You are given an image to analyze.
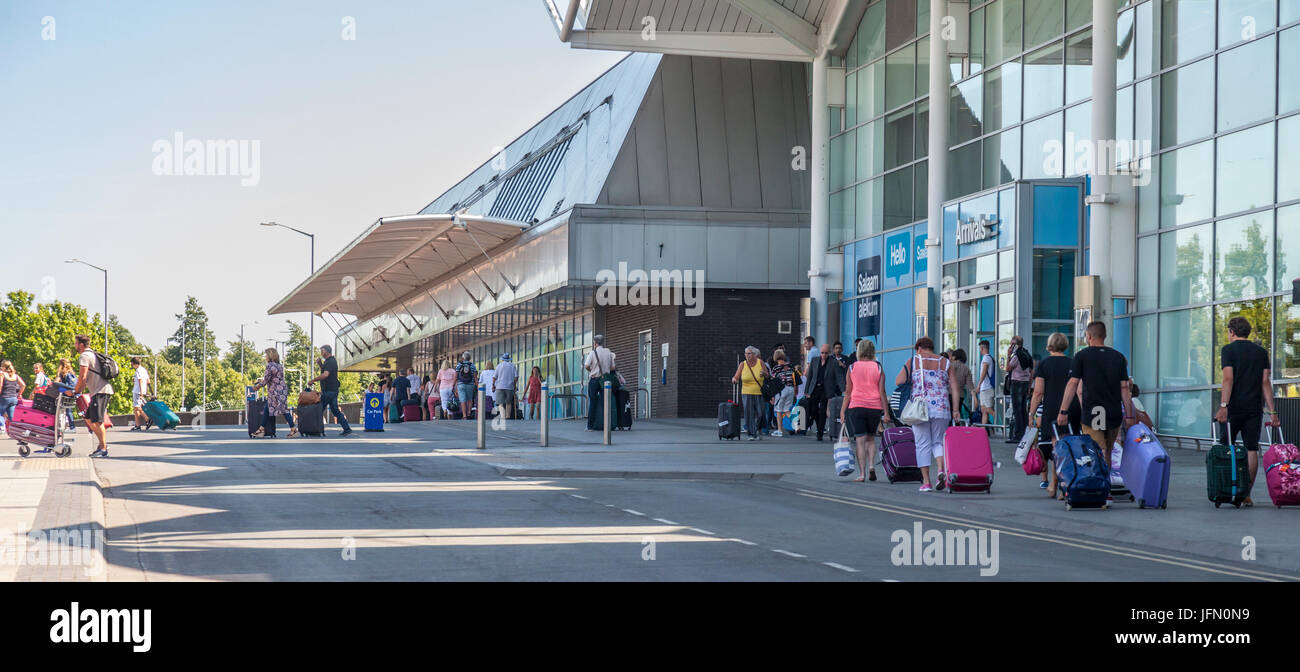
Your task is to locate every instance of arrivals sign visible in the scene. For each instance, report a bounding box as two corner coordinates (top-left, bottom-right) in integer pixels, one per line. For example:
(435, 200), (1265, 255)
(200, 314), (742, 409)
(955, 215), (998, 246)
(856, 256), (881, 338)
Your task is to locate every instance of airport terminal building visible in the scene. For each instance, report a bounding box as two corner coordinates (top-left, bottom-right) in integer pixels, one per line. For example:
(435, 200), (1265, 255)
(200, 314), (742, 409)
(274, 0), (1300, 434)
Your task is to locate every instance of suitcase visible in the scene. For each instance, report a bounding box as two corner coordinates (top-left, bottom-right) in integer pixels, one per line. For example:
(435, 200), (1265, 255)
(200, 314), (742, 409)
(297, 402), (325, 436)
(1207, 422), (1250, 508)
(1119, 423), (1171, 509)
(826, 396), (849, 441)
(143, 399), (180, 430)
(943, 423), (995, 493)
(1262, 426), (1300, 508)
(388, 403), (402, 423)
(247, 399), (266, 437)
(402, 403), (423, 421)
(881, 425), (923, 483)
(614, 388), (633, 430)
(13, 403), (56, 429)
(1053, 428), (1111, 509)
(717, 402), (742, 440)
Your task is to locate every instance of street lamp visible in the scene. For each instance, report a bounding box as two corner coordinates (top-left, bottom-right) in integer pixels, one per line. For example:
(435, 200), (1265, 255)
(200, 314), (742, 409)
(65, 259), (108, 351)
(260, 221), (316, 356)
(239, 320), (259, 381)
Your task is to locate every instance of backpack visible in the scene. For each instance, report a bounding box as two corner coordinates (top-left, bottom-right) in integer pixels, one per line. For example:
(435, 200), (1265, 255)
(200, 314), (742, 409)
(889, 360), (913, 417)
(1014, 346), (1032, 371)
(456, 362), (475, 384)
(90, 350), (120, 381)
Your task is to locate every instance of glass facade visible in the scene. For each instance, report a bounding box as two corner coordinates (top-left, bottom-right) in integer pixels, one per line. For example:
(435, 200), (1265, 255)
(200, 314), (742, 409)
(831, 0), (1299, 437)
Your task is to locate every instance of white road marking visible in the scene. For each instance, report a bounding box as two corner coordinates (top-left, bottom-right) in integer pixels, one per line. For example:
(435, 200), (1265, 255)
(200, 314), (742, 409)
(652, 518), (679, 525)
(823, 562), (860, 573)
(569, 494), (588, 500)
(729, 538), (757, 546)
(622, 509), (645, 516)
(772, 549), (806, 558)
(882, 579), (901, 583)
(689, 527), (715, 536)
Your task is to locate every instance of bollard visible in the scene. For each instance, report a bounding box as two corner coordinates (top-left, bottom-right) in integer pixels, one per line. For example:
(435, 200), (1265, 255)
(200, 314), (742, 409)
(602, 380), (612, 446)
(476, 384), (486, 450)
(540, 382), (549, 447)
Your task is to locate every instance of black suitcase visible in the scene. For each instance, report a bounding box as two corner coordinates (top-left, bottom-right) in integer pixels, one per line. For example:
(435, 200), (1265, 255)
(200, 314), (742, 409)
(246, 399), (266, 437)
(827, 396), (850, 440)
(615, 388), (633, 430)
(297, 402), (325, 437)
(717, 402), (741, 439)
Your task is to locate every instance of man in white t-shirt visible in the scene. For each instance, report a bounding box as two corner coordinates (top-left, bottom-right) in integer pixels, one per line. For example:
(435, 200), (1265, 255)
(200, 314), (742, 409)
(977, 339), (996, 422)
(582, 335), (616, 431)
(131, 357), (150, 431)
(73, 334), (114, 458)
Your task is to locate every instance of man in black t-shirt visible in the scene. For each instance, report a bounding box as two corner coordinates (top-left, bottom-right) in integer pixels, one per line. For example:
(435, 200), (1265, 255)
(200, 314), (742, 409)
(1058, 321), (1134, 467)
(308, 345), (353, 436)
(1216, 317), (1279, 506)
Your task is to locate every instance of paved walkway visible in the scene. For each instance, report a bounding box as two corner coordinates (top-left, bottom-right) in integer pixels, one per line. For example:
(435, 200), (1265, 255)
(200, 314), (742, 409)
(0, 448), (106, 581)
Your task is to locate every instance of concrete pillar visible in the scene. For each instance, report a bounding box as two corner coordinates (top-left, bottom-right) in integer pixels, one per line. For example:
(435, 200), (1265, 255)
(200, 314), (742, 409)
(810, 52), (830, 345)
(1089, 0), (1118, 340)
(925, 0), (951, 339)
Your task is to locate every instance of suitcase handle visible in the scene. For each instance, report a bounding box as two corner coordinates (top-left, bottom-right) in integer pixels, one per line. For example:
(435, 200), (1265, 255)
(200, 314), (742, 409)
(1269, 423), (1285, 446)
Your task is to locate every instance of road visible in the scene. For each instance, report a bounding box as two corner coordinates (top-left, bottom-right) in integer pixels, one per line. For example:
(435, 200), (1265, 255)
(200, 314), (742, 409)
(90, 426), (1280, 582)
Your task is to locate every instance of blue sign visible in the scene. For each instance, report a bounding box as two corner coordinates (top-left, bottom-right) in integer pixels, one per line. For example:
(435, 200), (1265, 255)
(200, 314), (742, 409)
(363, 392), (385, 432)
(914, 234), (928, 277)
(884, 230), (911, 281)
(856, 256), (882, 338)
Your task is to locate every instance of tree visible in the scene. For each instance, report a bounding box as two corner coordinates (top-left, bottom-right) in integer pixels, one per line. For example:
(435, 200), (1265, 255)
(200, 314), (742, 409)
(165, 296), (218, 366)
(283, 321), (314, 392)
(224, 338), (265, 384)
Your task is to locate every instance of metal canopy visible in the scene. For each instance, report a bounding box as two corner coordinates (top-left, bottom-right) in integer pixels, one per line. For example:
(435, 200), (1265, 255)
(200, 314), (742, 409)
(267, 214), (529, 320)
(547, 0), (859, 62)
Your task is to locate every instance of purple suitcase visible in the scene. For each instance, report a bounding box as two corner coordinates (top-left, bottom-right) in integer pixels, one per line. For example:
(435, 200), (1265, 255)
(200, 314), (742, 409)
(882, 426), (923, 483)
(1119, 423), (1170, 509)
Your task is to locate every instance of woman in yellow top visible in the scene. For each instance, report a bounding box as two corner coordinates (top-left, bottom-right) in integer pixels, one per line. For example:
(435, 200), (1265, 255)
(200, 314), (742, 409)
(731, 346), (772, 441)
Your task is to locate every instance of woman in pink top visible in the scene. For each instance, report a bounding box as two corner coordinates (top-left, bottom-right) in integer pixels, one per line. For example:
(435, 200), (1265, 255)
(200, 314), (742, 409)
(839, 340), (891, 482)
(436, 360), (458, 417)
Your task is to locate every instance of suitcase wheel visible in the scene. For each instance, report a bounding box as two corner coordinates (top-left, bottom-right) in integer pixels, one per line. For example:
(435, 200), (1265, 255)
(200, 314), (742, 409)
(1215, 502), (1222, 508)
(1129, 495), (1135, 502)
(1065, 503), (1072, 511)
(17, 444), (30, 458)
(57, 446), (71, 458)
(1137, 499), (1145, 509)
(1233, 502), (1242, 509)
(1160, 502), (1167, 509)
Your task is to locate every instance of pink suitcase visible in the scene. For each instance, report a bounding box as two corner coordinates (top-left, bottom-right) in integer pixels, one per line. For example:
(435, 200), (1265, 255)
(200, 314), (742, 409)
(1263, 426), (1300, 508)
(943, 424), (995, 493)
(12, 403), (56, 429)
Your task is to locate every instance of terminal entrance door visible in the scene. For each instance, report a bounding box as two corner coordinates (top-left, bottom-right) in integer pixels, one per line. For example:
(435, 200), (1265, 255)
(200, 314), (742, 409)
(955, 291), (998, 363)
(637, 330), (652, 418)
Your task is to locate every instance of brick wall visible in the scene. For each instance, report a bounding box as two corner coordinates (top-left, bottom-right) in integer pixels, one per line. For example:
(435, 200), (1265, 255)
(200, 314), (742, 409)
(603, 303), (679, 419)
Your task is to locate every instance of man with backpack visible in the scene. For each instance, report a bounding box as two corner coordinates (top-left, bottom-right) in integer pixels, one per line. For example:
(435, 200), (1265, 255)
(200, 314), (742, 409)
(1005, 335), (1034, 444)
(72, 334), (115, 457)
(454, 352), (478, 420)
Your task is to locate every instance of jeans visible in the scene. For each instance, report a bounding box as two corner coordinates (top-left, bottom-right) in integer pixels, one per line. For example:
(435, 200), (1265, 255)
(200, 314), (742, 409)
(0, 396), (17, 430)
(586, 378), (601, 429)
(812, 396), (829, 438)
(1010, 380), (1031, 440)
(456, 383), (477, 418)
(742, 394), (764, 438)
(320, 390), (351, 432)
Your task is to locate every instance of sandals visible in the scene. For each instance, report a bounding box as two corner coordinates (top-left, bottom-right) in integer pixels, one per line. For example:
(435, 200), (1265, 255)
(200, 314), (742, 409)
(868, 469), (877, 482)
(286, 429), (299, 439)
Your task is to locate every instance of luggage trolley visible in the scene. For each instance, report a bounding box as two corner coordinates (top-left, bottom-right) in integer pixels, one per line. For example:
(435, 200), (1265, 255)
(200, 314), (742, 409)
(10, 393), (76, 459)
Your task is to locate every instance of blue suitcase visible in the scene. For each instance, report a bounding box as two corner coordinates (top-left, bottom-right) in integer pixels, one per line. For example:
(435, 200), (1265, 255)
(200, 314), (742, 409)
(1120, 423), (1170, 509)
(1053, 429), (1111, 510)
(143, 399), (180, 430)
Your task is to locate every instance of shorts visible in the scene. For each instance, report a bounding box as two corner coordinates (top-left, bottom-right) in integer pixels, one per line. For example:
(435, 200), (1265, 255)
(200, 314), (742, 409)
(1082, 426), (1121, 458)
(494, 388), (517, 408)
(1224, 414), (1263, 452)
(846, 407), (883, 436)
(84, 393), (111, 424)
(774, 386), (795, 413)
(978, 389), (995, 408)
(133, 394), (146, 409)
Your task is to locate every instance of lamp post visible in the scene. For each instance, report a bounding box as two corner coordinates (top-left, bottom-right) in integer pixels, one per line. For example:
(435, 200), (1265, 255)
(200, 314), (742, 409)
(260, 221), (316, 354)
(65, 259), (108, 351)
(239, 320), (259, 382)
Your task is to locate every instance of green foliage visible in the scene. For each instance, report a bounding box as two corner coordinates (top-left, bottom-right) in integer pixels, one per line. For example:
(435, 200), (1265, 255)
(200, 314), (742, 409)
(224, 338), (265, 385)
(165, 296), (218, 366)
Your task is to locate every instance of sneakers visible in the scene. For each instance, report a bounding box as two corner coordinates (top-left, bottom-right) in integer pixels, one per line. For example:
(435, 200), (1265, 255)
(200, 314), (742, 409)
(747, 435), (758, 441)
(919, 483), (933, 492)
(339, 429), (354, 437)
(770, 430), (783, 437)
(89, 448), (109, 458)
(935, 473), (946, 491)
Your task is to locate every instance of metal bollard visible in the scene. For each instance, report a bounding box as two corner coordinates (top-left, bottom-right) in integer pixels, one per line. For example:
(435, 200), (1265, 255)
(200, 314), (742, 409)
(602, 380), (612, 446)
(540, 382), (549, 447)
(476, 384), (486, 450)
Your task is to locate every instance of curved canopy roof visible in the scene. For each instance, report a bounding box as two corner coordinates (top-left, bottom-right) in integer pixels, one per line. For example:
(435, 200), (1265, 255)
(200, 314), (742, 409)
(268, 214), (529, 319)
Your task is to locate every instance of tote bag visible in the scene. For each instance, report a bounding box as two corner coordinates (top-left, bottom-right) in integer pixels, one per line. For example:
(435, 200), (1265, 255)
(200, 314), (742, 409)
(898, 356), (929, 426)
(833, 426), (857, 477)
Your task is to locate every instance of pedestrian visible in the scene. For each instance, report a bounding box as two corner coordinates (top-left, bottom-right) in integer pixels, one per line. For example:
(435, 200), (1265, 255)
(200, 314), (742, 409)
(1128, 381), (1153, 428)
(0, 360), (26, 432)
(71, 334), (113, 457)
(1026, 333), (1079, 497)
(840, 339), (890, 482)
(802, 335), (819, 366)
(582, 335), (616, 431)
(846, 338), (863, 365)
(769, 350), (796, 437)
(803, 344), (845, 441)
(391, 369), (412, 423)
(1057, 322), (1133, 484)
(455, 353), (478, 420)
(422, 375), (436, 420)
(306, 344), (353, 437)
(1005, 335), (1033, 443)
(478, 360), (497, 417)
(1216, 316), (1279, 507)
(526, 366), (543, 419)
(31, 363), (49, 396)
(731, 346), (771, 441)
(895, 337), (960, 492)
(130, 357), (151, 431)
(494, 353), (518, 421)
(54, 358), (77, 432)
(977, 340), (997, 426)
(948, 348), (977, 422)
(404, 368), (420, 412)
(250, 348), (297, 438)
(437, 359), (457, 418)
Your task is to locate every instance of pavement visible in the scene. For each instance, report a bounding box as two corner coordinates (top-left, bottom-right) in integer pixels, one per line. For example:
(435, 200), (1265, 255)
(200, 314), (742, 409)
(0, 416), (1294, 581)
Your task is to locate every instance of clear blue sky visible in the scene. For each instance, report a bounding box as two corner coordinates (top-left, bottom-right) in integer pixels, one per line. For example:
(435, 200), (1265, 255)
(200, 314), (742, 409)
(0, 0), (624, 353)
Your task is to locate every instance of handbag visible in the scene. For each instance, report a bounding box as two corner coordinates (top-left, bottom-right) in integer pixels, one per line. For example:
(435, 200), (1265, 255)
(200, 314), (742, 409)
(1023, 444), (1045, 475)
(833, 426), (857, 477)
(898, 356), (929, 426)
(1015, 425), (1038, 464)
(298, 390), (321, 406)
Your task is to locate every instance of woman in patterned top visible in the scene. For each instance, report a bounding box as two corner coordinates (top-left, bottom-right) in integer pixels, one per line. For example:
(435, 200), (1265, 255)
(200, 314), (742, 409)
(769, 350), (796, 437)
(251, 348), (297, 438)
(894, 337), (961, 492)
